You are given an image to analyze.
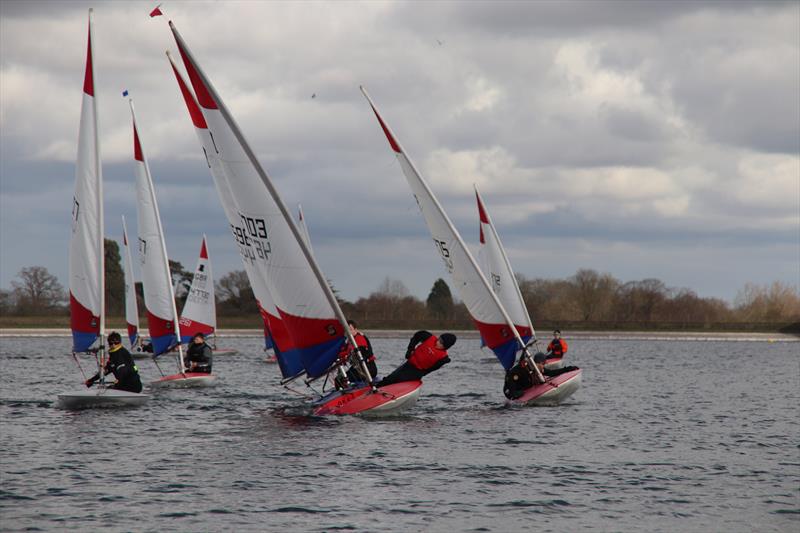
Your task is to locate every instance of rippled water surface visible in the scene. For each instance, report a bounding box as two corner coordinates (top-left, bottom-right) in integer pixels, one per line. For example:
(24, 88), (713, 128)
(1, 335), (798, 532)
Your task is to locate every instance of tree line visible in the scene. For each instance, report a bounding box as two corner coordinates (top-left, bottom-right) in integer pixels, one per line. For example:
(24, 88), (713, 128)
(2, 249), (799, 332)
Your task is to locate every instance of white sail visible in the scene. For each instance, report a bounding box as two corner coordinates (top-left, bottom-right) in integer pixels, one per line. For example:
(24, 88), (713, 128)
(130, 99), (182, 362)
(361, 87), (533, 371)
(169, 22), (364, 380)
(69, 9), (104, 354)
(475, 186), (535, 337)
(179, 235), (216, 342)
(166, 52), (303, 378)
(297, 203), (313, 252)
(121, 216), (140, 348)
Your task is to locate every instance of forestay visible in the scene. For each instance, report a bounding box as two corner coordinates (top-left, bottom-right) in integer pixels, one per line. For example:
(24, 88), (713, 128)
(131, 103), (181, 357)
(166, 54), (303, 379)
(178, 236), (216, 343)
(69, 13), (103, 353)
(362, 88), (531, 370)
(121, 216), (140, 348)
(169, 23), (352, 379)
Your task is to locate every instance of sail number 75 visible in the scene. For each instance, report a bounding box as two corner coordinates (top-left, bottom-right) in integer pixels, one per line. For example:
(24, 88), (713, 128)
(433, 239), (454, 273)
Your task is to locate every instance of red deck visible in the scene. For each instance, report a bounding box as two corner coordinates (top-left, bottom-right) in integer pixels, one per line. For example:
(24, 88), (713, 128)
(313, 380), (422, 416)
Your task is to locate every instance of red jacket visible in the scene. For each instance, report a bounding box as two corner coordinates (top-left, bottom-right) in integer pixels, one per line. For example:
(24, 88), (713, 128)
(547, 338), (568, 357)
(408, 335), (448, 370)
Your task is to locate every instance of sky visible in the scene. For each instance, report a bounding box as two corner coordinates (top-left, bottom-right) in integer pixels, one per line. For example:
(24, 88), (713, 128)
(1, 0), (798, 305)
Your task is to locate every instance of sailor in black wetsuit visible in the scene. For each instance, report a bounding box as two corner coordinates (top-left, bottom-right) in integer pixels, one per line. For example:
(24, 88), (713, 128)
(185, 332), (213, 373)
(503, 352), (580, 399)
(85, 332), (143, 393)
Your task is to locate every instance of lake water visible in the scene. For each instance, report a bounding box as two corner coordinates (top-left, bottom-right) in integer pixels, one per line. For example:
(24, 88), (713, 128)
(1, 334), (797, 532)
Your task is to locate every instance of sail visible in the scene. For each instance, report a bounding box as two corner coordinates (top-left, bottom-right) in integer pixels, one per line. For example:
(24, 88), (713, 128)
(131, 105), (180, 357)
(121, 216), (140, 348)
(69, 12), (103, 353)
(475, 186), (535, 345)
(178, 236), (216, 342)
(166, 53), (303, 379)
(170, 22), (350, 378)
(362, 88), (531, 370)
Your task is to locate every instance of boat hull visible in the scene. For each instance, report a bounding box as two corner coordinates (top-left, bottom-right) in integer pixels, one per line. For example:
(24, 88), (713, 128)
(507, 369), (581, 406)
(56, 388), (149, 410)
(150, 372), (217, 388)
(544, 357), (563, 370)
(313, 380), (422, 417)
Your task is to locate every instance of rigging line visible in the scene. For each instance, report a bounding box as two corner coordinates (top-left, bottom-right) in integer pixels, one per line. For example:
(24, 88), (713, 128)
(71, 352), (88, 381)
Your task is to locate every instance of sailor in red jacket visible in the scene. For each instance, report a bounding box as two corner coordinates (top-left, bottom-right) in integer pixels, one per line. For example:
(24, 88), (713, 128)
(377, 330), (456, 387)
(546, 329), (568, 361)
(338, 320), (378, 383)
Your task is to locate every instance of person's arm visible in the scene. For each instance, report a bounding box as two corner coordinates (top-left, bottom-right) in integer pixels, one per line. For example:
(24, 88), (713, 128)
(406, 331), (431, 358)
(426, 356), (450, 372)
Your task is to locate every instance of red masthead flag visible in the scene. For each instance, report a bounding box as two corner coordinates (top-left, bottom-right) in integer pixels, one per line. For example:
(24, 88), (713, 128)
(150, 4), (163, 17)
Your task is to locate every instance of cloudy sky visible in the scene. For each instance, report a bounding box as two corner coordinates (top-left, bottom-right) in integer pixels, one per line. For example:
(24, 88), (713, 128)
(1, 0), (798, 305)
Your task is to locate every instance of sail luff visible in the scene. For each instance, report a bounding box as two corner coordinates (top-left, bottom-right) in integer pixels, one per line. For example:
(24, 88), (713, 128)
(129, 98), (183, 369)
(474, 184), (536, 338)
(169, 22), (366, 379)
(90, 9), (105, 357)
(361, 86), (532, 370)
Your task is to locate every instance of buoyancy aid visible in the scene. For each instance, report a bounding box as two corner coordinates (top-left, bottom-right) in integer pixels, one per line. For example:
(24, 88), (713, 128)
(547, 338), (568, 357)
(407, 335), (448, 370)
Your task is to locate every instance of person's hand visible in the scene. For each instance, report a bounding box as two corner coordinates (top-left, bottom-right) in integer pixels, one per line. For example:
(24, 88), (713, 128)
(85, 378), (93, 388)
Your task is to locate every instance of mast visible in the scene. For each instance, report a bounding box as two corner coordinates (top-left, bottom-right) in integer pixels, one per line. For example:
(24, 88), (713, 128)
(360, 86), (543, 381)
(128, 98), (185, 372)
(170, 22), (371, 383)
(474, 184), (536, 338)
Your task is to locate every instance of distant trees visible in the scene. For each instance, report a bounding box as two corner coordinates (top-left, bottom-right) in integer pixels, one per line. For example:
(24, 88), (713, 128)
(104, 239), (124, 316)
(9, 266), (65, 314)
(426, 278), (454, 319)
(735, 282), (800, 322)
(169, 260), (193, 311)
(215, 270), (257, 314)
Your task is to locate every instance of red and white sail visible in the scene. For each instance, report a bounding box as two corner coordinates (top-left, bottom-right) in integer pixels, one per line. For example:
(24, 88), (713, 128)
(362, 88), (532, 370)
(166, 52), (302, 378)
(121, 216), (140, 348)
(475, 186), (535, 342)
(69, 10), (103, 353)
(179, 235), (216, 342)
(130, 100), (181, 359)
(169, 22), (355, 379)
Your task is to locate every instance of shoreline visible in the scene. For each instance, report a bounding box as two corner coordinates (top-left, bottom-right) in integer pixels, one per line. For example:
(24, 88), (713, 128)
(0, 328), (797, 342)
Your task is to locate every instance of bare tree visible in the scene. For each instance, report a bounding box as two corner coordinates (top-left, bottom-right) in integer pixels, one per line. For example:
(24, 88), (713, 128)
(570, 269), (618, 321)
(11, 266), (66, 314)
(216, 270), (257, 314)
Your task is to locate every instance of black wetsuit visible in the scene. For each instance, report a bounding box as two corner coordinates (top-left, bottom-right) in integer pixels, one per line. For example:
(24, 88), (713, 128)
(185, 342), (213, 373)
(86, 346), (143, 393)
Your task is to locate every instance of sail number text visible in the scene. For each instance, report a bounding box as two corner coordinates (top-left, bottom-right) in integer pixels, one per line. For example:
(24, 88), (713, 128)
(433, 239), (454, 273)
(231, 213), (271, 264)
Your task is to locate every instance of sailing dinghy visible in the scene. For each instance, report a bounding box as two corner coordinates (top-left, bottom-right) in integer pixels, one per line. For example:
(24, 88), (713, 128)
(128, 97), (216, 388)
(166, 22), (420, 415)
(57, 10), (149, 409)
(361, 88), (581, 406)
(177, 236), (237, 355)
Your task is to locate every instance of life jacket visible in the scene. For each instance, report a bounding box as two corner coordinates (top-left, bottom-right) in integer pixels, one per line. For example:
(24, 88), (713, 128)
(338, 333), (375, 362)
(547, 338), (568, 357)
(407, 335), (448, 370)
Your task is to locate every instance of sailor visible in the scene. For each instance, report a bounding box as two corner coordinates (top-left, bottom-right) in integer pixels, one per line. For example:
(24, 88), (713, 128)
(533, 352), (579, 379)
(546, 329), (568, 361)
(85, 331), (143, 393)
(377, 330), (456, 387)
(340, 320), (378, 383)
(185, 332), (213, 373)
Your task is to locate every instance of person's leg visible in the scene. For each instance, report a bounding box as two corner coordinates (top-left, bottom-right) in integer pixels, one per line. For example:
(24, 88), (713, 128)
(378, 362), (423, 386)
